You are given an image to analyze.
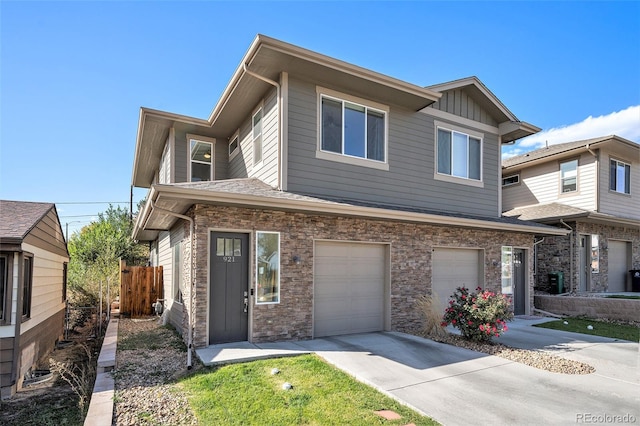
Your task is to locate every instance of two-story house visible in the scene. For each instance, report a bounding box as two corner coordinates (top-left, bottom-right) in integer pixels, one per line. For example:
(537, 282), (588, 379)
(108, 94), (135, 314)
(502, 136), (640, 293)
(0, 200), (69, 399)
(131, 35), (566, 351)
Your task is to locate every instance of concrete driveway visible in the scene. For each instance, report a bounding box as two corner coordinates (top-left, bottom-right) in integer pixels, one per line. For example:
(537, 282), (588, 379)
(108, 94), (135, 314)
(292, 318), (639, 425)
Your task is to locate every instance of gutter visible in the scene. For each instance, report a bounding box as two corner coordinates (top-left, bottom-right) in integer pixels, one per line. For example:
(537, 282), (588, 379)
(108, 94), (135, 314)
(242, 63), (283, 190)
(149, 200), (195, 370)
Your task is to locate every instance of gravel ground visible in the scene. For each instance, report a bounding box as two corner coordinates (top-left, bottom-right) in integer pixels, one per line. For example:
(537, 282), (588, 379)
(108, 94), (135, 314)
(112, 317), (595, 425)
(113, 318), (198, 426)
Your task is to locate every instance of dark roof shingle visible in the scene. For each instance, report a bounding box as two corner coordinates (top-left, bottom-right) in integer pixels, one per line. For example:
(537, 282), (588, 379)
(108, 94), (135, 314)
(0, 200), (54, 240)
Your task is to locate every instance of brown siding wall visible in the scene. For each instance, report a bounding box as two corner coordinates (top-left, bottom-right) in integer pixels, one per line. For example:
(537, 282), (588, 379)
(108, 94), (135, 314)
(17, 308), (64, 387)
(23, 209), (68, 259)
(187, 205), (533, 346)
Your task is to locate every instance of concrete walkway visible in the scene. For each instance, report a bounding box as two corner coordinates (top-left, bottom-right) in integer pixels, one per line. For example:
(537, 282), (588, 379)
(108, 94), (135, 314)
(197, 318), (640, 425)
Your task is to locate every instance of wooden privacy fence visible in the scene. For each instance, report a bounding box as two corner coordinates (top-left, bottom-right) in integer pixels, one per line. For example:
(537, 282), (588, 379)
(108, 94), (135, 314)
(119, 260), (163, 318)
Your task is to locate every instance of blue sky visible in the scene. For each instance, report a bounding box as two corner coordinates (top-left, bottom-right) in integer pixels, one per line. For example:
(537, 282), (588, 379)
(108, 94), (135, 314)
(1, 1), (639, 236)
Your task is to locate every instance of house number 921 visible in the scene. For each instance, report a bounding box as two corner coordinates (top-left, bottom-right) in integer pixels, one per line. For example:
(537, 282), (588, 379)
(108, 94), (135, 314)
(223, 256), (235, 263)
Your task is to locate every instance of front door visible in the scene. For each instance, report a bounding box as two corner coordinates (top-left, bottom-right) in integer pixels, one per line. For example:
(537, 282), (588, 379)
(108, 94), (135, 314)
(513, 249), (526, 315)
(579, 235), (589, 292)
(209, 232), (249, 344)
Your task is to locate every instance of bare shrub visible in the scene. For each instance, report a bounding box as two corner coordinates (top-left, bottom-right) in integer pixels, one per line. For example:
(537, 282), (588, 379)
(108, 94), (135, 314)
(49, 343), (96, 415)
(416, 293), (447, 338)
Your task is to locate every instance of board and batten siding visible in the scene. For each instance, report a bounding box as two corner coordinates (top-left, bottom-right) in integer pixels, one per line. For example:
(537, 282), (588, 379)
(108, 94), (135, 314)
(428, 89), (499, 127)
(502, 152), (597, 212)
(285, 77), (500, 218)
(598, 148), (640, 219)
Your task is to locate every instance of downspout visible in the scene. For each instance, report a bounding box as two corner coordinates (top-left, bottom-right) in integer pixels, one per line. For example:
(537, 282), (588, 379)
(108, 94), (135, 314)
(242, 63), (283, 190)
(150, 201), (195, 369)
(559, 220), (574, 292)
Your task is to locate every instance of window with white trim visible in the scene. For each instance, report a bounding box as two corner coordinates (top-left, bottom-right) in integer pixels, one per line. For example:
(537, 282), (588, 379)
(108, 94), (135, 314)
(437, 127), (482, 180)
(256, 231), (279, 304)
(229, 134), (239, 159)
(0, 253), (10, 324)
(189, 137), (213, 182)
(560, 159), (578, 193)
(253, 109), (263, 166)
(502, 174), (520, 187)
(320, 94), (386, 162)
(610, 159), (630, 194)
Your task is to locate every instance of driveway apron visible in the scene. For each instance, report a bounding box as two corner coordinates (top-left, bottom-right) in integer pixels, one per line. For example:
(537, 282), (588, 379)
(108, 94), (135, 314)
(294, 323), (639, 426)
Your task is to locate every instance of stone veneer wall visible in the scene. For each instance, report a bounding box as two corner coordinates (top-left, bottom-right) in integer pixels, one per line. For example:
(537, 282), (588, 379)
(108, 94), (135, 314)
(184, 204), (534, 346)
(535, 295), (640, 322)
(535, 221), (640, 293)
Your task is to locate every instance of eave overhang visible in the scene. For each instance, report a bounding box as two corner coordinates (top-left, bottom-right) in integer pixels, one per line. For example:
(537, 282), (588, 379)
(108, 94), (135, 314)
(132, 183), (569, 242)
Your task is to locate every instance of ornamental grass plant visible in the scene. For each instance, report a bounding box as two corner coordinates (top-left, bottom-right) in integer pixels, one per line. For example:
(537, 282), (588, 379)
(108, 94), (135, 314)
(441, 286), (513, 342)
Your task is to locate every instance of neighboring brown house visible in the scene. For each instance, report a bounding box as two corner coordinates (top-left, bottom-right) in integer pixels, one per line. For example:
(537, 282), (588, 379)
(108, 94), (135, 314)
(502, 136), (640, 293)
(130, 34), (566, 352)
(0, 200), (69, 399)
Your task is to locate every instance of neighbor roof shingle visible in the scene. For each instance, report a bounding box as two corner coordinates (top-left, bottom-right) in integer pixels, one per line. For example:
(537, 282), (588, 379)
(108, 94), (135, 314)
(502, 136), (616, 168)
(0, 200), (54, 240)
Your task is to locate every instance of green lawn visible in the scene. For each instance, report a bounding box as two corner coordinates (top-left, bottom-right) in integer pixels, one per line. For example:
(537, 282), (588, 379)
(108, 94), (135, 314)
(534, 317), (640, 342)
(180, 354), (439, 426)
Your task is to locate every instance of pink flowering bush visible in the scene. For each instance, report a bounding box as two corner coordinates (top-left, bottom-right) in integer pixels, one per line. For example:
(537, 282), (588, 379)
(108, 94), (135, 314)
(441, 286), (513, 342)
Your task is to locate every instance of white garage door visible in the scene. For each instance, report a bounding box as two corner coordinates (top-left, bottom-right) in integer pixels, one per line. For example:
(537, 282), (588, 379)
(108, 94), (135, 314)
(314, 241), (386, 337)
(432, 248), (482, 307)
(608, 241), (629, 292)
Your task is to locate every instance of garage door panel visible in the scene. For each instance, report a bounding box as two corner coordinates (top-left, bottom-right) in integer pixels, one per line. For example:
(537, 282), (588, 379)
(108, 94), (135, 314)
(314, 242), (386, 337)
(433, 248), (481, 305)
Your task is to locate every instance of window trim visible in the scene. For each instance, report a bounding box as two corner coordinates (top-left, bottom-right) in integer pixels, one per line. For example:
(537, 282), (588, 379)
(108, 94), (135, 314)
(502, 174), (520, 187)
(228, 130), (240, 160)
(62, 262), (67, 303)
(434, 121), (484, 188)
(0, 252), (13, 325)
(255, 231), (280, 305)
(315, 86), (390, 171)
(609, 158), (631, 195)
(559, 158), (579, 195)
(187, 134), (216, 183)
(22, 253), (33, 321)
(252, 105), (264, 167)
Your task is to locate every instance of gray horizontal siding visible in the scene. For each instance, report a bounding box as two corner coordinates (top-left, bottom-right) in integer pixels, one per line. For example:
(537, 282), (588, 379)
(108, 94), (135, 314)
(286, 77), (499, 217)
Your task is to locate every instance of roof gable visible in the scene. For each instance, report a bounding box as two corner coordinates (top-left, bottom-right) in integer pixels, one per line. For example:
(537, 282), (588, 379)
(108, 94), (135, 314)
(0, 200), (54, 241)
(502, 135), (639, 169)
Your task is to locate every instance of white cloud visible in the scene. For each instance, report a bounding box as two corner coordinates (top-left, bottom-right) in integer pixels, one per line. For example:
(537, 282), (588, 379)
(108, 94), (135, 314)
(518, 105), (640, 150)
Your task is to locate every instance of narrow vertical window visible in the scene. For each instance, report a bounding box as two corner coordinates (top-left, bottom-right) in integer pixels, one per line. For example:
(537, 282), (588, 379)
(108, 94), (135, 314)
(190, 138), (213, 182)
(173, 243), (183, 304)
(229, 135), (239, 158)
(253, 109), (263, 165)
(560, 159), (578, 193)
(22, 255), (33, 320)
(0, 255), (7, 322)
(590, 235), (599, 273)
(501, 246), (513, 294)
(256, 232), (280, 304)
(62, 262), (68, 302)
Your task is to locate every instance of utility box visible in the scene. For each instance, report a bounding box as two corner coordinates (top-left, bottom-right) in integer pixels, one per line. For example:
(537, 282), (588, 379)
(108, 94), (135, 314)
(630, 270), (640, 292)
(548, 272), (565, 294)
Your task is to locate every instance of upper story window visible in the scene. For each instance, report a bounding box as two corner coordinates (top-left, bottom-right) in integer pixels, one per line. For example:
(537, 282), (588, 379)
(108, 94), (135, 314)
(502, 174), (520, 187)
(610, 159), (631, 194)
(320, 93), (387, 163)
(229, 133), (239, 160)
(560, 159), (578, 193)
(253, 109), (263, 166)
(437, 127), (482, 181)
(188, 135), (214, 182)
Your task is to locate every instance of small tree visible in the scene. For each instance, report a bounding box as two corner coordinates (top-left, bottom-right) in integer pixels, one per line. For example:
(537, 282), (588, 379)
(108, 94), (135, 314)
(441, 286), (513, 342)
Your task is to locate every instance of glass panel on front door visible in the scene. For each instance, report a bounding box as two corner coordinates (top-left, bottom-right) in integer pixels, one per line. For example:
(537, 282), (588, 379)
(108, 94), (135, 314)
(216, 237), (242, 258)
